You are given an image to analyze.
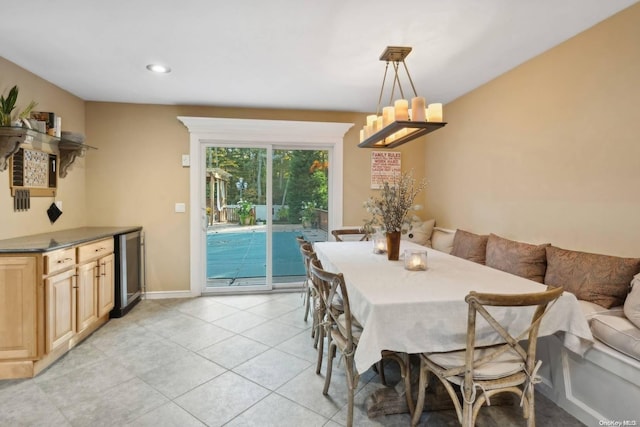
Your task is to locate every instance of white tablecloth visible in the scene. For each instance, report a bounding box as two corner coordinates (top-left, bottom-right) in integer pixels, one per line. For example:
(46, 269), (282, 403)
(314, 240), (593, 374)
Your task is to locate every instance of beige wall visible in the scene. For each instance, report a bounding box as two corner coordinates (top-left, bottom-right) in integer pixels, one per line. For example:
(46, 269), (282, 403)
(424, 3), (640, 257)
(0, 57), (86, 238)
(84, 103), (426, 292)
(17, 2), (633, 294)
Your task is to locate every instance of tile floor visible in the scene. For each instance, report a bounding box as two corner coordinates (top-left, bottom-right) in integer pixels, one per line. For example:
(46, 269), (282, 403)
(0, 292), (585, 426)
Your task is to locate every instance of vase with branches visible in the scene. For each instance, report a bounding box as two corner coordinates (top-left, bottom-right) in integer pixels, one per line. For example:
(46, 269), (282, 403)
(363, 170), (427, 259)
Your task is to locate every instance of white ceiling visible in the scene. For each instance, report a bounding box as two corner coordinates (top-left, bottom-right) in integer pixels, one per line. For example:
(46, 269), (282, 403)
(0, 0), (636, 113)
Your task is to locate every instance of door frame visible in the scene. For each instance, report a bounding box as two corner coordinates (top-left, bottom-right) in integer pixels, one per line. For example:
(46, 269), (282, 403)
(178, 117), (353, 297)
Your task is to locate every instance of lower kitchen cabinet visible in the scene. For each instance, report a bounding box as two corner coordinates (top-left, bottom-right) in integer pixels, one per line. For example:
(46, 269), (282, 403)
(0, 237), (116, 379)
(45, 268), (76, 353)
(0, 256), (38, 360)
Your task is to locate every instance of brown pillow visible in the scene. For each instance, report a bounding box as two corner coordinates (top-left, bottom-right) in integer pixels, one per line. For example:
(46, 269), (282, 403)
(485, 234), (549, 283)
(545, 246), (640, 308)
(451, 229), (488, 264)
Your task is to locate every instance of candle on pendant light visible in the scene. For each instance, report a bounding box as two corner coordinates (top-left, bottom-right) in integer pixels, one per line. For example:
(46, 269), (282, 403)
(394, 99), (409, 121)
(359, 129), (365, 142)
(427, 103), (443, 122)
(376, 116), (383, 133)
(411, 97), (426, 121)
(382, 106), (395, 127)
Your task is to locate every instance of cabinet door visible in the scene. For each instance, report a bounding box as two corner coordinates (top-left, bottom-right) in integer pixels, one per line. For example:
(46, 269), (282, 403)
(76, 262), (98, 334)
(97, 254), (115, 317)
(0, 257), (38, 360)
(45, 269), (76, 353)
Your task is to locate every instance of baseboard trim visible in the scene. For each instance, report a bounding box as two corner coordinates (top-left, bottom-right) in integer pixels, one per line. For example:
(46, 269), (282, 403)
(143, 290), (195, 300)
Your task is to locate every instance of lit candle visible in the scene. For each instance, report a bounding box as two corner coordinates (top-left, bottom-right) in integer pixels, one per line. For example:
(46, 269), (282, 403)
(359, 128), (365, 142)
(404, 250), (427, 271)
(373, 236), (387, 254)
(411, 97), (426, 121)
(427, 103), (443, 122)
(376, 116), (383, 133)
(367, 114), (377, 127)
(394, 99), (409, 121)
(382, 106), (395, 127)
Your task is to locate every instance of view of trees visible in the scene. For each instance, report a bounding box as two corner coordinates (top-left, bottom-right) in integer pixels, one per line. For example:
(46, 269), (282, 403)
(205, 147), (329, 223)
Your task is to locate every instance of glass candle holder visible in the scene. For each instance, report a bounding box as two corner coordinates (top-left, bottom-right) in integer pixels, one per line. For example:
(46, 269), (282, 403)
(373, 235), (387, 254)
(404, 249), (427, 271)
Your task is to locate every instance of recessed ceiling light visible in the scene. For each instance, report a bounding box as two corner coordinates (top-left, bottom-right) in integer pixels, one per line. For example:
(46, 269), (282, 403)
(146, 64), (171, 73)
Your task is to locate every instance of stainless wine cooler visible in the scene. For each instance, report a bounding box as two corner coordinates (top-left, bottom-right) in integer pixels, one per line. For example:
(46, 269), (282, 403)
(111, 229), (144, 318)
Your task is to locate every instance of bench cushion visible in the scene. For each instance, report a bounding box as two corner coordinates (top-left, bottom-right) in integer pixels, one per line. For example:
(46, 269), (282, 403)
(590, 314), (640, 362)
(624, 273), (640, 328)
(545, 246), (640, 308)
(451, 229), (489, 265)
(485, 233), (549, 283)
(402, 218), (435, 247)
(431, 228), (456, 254)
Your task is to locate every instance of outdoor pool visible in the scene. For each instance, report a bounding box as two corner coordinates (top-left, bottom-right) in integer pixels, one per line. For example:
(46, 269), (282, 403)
(207, 230), (305, 281)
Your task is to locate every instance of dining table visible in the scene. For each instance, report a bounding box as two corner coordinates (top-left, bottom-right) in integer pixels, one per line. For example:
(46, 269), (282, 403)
(313, 240), (594, 376)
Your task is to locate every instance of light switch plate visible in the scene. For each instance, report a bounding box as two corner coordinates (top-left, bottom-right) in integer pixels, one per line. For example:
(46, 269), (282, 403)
(181, 154), (190, 167)
(175, 203), (186, 213)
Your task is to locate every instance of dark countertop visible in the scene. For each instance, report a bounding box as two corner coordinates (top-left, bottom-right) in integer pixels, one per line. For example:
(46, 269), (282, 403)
(0, 226), (142, 253)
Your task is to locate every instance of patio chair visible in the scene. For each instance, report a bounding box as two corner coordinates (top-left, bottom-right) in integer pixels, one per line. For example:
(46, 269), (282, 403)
(410, 286), (564, 427)
(310, 258), (413, 426)
(331, 228), (371, 242)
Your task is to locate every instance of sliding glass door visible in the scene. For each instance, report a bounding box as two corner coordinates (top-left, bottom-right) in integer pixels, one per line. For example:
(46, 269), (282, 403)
(203, 144), (329, 293)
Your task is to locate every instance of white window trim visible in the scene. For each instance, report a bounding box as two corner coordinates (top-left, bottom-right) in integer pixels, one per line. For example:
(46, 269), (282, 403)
(178, 116), (353, 296)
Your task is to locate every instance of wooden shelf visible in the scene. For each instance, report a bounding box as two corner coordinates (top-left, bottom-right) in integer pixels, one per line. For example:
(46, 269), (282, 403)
(0, 127), (95, 177)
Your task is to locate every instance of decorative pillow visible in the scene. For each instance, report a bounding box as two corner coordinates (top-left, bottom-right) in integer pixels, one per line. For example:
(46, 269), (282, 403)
(485, 234), (549, 283)
(402, 219), (435, 247)
(545, 246), (640, 309)
(624, 273), (640, 328)
(450, 229), (489, 264)
(431, 227), (456, 253)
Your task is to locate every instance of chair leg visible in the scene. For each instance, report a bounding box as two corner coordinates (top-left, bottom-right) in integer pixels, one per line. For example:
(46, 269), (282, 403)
(401, 353), (414, 415)
(315, 322), (325, 374)
(376, 360), (387, 385)
(526, 387), (535, 427)
(303, 284), (311, 322)
(323, 343), (336, 395)
(345, 355), (358, 427)
(411, 359), (429, 427)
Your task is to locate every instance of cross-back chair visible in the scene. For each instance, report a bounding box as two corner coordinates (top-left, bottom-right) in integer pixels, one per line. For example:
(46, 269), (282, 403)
(310, 258), (413, 426)
(331, 228), (371, 242)
(410, 286), (564, 427)
(300, 241), (339, 377)
(296, 236), (313, 323)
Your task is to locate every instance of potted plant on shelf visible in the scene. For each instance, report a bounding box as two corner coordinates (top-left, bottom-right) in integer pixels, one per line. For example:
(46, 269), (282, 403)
(0, 85), (37, 127)
(300, 201), (318, 228)
(237, 199), (254, 225)
(363, 170), (427, 260)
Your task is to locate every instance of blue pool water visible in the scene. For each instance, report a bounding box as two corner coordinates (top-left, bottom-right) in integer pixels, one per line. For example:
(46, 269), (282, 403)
(207, 231), (304, 280)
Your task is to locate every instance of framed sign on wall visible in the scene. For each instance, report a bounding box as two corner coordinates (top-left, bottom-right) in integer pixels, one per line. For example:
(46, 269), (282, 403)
(370, 151), (401, 189)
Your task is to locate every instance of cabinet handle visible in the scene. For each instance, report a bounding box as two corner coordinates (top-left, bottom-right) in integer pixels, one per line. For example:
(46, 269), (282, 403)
(57, 257), (73, 264)
(94, 247), (106, 252)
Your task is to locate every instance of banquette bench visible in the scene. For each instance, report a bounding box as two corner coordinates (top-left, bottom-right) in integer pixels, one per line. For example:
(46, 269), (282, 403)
(401, 223), (640, 425)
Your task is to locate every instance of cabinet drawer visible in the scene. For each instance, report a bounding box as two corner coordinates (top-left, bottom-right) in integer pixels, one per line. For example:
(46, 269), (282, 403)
(44, 248), (76, 275)
(77, 239), (114, 263)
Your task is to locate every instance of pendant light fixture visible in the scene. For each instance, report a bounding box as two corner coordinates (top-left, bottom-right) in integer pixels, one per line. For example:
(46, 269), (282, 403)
(358, 46), (446, 149)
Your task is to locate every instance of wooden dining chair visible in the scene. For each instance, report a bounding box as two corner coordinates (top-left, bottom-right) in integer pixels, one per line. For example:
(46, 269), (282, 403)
(331, 228), (371, 242)
(410, 286), (564, 427)
(296, 236), (312, 323)
(310, 258), (413, 426)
